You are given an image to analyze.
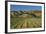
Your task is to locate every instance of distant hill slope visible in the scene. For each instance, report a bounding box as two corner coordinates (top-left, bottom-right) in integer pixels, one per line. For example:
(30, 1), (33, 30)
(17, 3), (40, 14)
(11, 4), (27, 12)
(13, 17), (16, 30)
(10, 10), (42, 18)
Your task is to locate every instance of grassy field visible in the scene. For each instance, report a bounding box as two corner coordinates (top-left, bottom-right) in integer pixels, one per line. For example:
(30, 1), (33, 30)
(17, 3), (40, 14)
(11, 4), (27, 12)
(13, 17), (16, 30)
(10, 10), (42, 29)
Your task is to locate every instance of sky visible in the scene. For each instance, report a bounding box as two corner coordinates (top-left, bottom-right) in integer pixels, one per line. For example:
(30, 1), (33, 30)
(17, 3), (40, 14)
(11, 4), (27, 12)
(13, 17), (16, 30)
(10, 5), (42, 11)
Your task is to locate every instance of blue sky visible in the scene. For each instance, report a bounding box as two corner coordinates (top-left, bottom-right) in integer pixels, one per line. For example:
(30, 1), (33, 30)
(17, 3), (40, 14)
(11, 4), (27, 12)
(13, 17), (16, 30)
(10, 5), (42, 11)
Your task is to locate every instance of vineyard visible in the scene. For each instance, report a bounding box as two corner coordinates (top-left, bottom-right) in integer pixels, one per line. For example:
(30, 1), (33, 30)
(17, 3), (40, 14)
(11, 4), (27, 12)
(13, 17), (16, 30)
(10, 10), (42, 29)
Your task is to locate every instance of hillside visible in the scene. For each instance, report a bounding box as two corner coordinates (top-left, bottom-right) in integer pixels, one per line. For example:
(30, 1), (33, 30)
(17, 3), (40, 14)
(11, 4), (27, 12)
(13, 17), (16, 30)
(10, 10), (42, 29)
(10, 10), (42, 18)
